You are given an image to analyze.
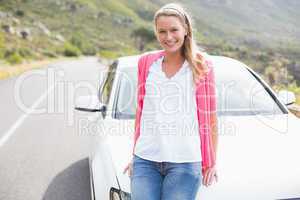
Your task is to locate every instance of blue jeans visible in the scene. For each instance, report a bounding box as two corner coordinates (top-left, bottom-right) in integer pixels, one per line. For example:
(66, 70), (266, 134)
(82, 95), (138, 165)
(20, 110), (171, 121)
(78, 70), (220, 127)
(130, 155), (202, 200)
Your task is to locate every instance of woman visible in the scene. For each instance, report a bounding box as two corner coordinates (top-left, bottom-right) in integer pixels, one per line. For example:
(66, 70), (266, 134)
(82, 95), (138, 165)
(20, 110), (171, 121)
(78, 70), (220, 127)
(123, 3), (218, 200)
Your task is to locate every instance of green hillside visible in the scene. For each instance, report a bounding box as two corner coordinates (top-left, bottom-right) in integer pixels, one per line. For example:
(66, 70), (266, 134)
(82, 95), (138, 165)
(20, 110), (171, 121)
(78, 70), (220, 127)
(0, 0), (157, 61)
(1, 0), (299, 58)
(185, 0), (300, 49)
(1, 0), (300, 102)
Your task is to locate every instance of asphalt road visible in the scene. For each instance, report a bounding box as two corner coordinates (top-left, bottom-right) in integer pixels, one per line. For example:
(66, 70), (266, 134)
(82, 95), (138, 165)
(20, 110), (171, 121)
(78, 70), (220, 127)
(0, 57), (106, 200)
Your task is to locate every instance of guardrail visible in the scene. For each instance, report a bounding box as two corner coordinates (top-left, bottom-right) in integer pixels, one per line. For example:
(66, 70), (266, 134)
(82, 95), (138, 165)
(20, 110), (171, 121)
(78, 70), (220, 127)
(287, 104), (300, 118)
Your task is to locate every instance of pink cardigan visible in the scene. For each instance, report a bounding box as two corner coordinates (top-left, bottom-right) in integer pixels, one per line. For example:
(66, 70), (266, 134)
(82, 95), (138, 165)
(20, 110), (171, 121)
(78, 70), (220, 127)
(132, 50), (217, 171)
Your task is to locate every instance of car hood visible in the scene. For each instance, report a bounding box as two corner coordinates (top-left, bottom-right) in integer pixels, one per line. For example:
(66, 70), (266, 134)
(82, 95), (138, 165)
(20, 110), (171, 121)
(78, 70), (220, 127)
(104, 113), (300, 199)
(199, 113), (300, 200)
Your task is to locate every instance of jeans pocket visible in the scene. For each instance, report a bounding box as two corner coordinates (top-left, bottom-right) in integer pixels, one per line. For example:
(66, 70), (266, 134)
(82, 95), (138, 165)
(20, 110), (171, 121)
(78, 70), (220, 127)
(132, 155), (145, 177)
(133, 155), (142, 164)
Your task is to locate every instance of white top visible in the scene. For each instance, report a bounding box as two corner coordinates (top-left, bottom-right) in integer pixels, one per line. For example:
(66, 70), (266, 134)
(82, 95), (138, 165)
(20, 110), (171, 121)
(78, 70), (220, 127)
(134, 56), (202, 163)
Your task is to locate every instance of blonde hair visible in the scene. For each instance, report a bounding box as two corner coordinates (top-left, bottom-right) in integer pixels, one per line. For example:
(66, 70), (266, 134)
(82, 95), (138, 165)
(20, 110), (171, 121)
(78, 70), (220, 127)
(154, 3), (208, 82)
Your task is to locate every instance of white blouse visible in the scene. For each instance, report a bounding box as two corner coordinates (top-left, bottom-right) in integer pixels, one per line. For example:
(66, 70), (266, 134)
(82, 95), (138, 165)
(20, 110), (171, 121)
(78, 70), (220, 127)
(134, 56), (202, 163)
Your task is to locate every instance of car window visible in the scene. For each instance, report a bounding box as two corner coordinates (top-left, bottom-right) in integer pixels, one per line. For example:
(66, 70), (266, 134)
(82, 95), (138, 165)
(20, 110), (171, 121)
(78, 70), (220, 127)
(99, 61), (118, 106)
(115, 68), (137, 119)
(214, 63), (284, 116)
(114, 62), (284, 119)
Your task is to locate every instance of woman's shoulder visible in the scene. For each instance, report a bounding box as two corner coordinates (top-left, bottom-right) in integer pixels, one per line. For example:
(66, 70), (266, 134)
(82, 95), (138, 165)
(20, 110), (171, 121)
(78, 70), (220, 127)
(138, 50), (165, 67)
(197, 51), (214, 72)
(196, 51), (212, 63)
(194, 51), (215, 84)
(139, 50), (165, 60)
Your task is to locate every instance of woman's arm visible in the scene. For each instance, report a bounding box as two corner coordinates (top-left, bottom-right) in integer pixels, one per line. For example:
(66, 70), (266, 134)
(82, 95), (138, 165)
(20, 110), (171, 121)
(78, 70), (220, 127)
(203, 113), (218, 186)
(211, 112), (218, 161)
(203, 59), (219, 186)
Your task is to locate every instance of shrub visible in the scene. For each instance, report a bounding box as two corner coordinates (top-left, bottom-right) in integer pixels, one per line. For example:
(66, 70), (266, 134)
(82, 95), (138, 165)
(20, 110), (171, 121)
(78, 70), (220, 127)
(0, 31), (4, 59)
(6, 51), (23, 64)
(18, 47), (33, 58)
(131, 27), (155, 41)
(0, 49), (4, 59)
(131, 26), (156, 51)
(0, 32), (4, 47)
(70, 34), (97, 56)
(63, 43), (81, 57)
(81, 44), (97, 55)
(98, 50), (119, 59)
(70, 34), (84, 50)
(41, 50), (57, 58)
(15, 9), (25, 17)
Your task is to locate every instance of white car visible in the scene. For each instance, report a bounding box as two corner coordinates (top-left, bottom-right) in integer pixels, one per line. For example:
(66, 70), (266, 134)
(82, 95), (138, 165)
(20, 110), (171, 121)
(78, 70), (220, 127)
(75, 54), (300, 200)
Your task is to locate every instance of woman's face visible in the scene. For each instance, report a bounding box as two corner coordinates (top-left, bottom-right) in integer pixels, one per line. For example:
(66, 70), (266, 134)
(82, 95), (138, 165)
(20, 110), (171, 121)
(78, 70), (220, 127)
(155, 15), (187, 54)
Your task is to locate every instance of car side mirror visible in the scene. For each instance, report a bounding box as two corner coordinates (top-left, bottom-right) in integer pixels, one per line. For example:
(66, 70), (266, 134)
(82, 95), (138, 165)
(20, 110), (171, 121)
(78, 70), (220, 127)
(74, 95), (106, 113)
(277, 90), (296, 106)
(110, 187), (131, 200)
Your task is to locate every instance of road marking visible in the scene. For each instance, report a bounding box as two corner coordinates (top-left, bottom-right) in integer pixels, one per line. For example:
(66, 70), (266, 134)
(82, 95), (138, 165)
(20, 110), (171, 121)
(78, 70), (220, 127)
(0, 84), (56, 147)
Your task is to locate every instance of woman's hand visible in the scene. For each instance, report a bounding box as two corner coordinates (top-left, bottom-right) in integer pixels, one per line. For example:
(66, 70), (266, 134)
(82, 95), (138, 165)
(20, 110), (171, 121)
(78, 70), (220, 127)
(123, 159), (133, 177)
(203, 166), (218, 187)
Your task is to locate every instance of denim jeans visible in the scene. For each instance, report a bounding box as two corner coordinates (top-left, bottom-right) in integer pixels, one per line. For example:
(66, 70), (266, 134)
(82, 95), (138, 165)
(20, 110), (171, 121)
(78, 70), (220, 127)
(130, 155), (202, 200)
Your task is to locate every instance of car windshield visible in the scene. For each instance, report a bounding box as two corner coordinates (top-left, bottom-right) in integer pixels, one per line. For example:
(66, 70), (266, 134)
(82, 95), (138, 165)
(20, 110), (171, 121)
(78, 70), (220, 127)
(114, 60), (284, 119)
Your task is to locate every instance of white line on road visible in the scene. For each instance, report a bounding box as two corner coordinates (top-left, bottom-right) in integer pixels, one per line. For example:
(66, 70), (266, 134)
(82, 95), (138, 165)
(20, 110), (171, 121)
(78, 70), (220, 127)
(0, 84), (56, 147)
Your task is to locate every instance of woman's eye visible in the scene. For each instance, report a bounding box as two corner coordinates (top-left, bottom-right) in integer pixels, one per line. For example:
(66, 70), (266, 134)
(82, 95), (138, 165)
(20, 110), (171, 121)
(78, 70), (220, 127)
(172, 29), (178, 32)
(159, 30), (166, 33)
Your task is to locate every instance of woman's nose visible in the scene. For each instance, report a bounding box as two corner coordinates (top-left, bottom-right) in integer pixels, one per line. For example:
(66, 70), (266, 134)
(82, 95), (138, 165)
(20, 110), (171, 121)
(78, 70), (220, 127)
(166, 32), (172, 40)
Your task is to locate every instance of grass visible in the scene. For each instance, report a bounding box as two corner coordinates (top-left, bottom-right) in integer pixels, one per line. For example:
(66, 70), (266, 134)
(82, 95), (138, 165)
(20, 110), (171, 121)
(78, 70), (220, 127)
(98, 47), (138, 59)
(0, 70), (9, 79)
(98, 50), (119, 59)
(0, 57), (75, 80)
(102, 0), (140, 21)
(75, 0), (98, 11)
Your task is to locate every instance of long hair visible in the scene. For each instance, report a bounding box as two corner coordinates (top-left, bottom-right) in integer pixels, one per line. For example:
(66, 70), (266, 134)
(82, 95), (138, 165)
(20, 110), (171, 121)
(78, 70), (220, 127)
(153, 3), (209, 82)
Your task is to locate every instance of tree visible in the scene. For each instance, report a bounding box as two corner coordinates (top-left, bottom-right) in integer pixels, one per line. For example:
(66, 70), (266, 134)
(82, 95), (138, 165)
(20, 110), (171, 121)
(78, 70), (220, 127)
(131, 27), (156, 51)
(264, 57), (293, 87)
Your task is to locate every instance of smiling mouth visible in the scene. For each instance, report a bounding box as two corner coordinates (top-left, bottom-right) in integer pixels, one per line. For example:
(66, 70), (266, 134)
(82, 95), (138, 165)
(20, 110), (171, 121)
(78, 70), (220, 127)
(165, 41), (177, 47)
